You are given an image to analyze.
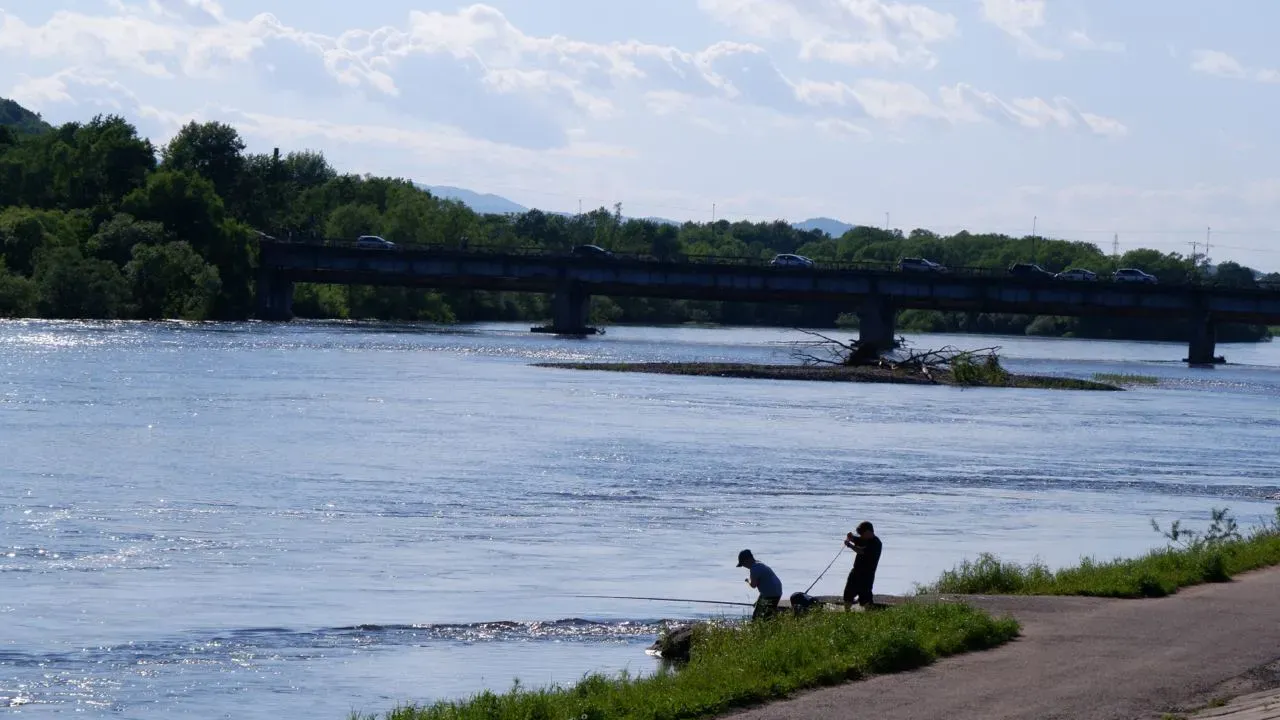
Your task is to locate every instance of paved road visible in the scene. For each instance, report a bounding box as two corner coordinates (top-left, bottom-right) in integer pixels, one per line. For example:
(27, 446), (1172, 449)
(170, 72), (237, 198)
(1189, 687), (1280, 719)
(723, 567), (1280, 720)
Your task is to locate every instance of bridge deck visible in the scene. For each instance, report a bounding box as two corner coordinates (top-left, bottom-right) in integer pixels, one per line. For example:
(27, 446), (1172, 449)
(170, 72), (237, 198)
(259, 241), (1280, 326)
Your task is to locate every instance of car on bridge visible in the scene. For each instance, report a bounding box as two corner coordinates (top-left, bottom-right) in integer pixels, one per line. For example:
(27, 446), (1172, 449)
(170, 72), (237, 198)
(769, 253), (815, 268)
(899, 257), (947, 273)
(355, 235), (396, 250)
(571, 244), (615, 259)
(1056, 268), (1099, 282)
(1113, 268), (1158, 284)
(1008, 262), (1055, 280)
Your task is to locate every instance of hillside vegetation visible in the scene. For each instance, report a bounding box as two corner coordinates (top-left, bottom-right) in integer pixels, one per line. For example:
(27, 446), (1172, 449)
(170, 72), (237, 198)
(0, 99), (1274, 340)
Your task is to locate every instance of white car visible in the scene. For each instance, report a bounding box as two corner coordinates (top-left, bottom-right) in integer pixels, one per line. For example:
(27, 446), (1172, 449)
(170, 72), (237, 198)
(770, 253), (815, 268)
(356, 235), (396, 250)
(1056, 268), (1098, 281)
(1113, 268), (1157, 284)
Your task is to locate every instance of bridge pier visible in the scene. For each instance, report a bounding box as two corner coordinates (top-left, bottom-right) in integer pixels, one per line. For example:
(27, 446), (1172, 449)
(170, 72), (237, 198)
(533, 282), (598, 336)
(1186, 314), (1223, 365)
(857, 296), (897, 354)
(256, 271), (294, 321)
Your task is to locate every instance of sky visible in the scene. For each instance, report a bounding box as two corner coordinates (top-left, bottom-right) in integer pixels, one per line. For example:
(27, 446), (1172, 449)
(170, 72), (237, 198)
(2, 0), (1280, 270)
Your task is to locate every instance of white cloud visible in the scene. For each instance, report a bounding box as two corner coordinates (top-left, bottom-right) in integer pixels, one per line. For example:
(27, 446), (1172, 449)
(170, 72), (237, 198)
(0, 1), (1127, 148)
(698, 0), (957, 68)
(1190, 49), (1280, 83)
(979, 0), (1062, 60)
(0, 0), (1178, 262)
(958, 86), (1127, 136)
(1065, 30), (1124, 53)
(816, 118), (872, 139)
(796, 78), (1126, 136)
(7, 67), (188, 137)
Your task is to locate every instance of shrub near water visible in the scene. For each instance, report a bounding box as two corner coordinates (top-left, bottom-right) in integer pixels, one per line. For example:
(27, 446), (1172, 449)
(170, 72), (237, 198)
(357, 603), (1019, 720)
(920, 507), (1280, 599)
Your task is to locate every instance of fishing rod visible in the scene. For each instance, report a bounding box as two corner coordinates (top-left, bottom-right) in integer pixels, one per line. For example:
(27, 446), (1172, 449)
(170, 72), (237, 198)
(804, 545), (846, 594)
(570, 594), (755, 608)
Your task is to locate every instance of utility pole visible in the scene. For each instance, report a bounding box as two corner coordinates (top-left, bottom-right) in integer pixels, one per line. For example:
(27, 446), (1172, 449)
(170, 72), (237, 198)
(712, 203), (716, 223)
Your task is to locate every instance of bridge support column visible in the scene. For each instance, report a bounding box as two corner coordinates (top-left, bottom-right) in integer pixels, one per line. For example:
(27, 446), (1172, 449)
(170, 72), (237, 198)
(1186, 314), (1222, 365)
(533, 282), (598, 336)
(256, 270), (294, 321)
(857, 295), (897, 354)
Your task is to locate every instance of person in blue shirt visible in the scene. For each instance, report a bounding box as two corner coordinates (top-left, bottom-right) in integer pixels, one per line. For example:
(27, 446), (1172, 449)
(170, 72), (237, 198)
(736, 549), (783, 620)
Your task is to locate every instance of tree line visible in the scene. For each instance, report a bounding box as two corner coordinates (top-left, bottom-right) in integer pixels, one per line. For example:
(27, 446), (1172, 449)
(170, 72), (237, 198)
(0, 99), (1274, 342)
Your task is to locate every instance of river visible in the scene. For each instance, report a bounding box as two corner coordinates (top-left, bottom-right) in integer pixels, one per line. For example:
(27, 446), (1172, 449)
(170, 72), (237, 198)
(3, 320), (1278, 718)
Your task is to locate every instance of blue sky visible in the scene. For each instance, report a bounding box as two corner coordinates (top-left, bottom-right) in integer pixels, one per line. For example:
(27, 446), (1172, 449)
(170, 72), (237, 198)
(2, 0), (1279, 269)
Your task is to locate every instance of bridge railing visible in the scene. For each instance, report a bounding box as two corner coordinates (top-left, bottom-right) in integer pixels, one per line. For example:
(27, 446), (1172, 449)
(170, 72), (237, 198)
(259, 237), (1279, 293)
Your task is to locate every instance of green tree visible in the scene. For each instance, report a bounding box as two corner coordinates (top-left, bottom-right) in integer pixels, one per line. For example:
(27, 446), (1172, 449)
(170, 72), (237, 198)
(160, 121), (246, 205)
(325, 202), (384, 240)
(125, 241), (222, 319)
(1212, 261), (1257, 288)
(86, 213), (167, 266)
(121, 170), (255, 318)
(0, 208), (57, 275)
(0, 259), (37, 317)
(65, 115), (156, 210)
(122, 170), (227, 255)
(33, 247), (130, 318)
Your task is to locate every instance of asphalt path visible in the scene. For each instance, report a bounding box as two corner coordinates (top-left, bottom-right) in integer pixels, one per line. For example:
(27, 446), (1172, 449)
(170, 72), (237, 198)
(724, 567), (1280, 720)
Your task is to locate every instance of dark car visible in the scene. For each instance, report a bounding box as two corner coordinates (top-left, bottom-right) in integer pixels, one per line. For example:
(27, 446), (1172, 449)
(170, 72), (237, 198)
(571, 244), (615, 259)
(1113, 268), (1158, 284)
(769, 253), (816, 269)
(899, 257), (947, 273)
(356, 235), (396, 250)
(1008, 262), (1055, 280)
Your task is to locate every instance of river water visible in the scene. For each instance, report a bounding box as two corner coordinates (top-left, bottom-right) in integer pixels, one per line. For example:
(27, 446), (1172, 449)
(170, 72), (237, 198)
(3, 320), (1279, 718)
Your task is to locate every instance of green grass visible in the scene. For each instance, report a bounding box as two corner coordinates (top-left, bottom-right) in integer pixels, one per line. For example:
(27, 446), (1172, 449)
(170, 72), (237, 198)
(1093, 372), (1160, 386)
(352, 603), (1020, 720)
(919, 508), (1280, 599)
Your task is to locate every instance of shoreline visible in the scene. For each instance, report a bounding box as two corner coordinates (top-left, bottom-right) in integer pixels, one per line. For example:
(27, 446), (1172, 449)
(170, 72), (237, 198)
(362, 510), (1280, 720)
(534, 361), (1123, 391)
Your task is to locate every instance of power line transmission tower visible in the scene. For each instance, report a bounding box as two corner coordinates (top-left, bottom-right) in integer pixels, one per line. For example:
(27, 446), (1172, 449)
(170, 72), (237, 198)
(1112, 233), (1119, 259)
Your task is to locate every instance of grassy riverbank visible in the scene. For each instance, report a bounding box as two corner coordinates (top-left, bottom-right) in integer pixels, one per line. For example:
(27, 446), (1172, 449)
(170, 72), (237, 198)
(354, 604), (1019, 720)
(535, 362), (1120, 391)
(919, 508), (1280, 599)
(1093, 372), (1160, 386)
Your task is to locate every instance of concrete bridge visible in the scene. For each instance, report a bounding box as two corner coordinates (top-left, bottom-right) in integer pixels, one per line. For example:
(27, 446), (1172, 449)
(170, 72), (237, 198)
(257, 240), (1280, 364)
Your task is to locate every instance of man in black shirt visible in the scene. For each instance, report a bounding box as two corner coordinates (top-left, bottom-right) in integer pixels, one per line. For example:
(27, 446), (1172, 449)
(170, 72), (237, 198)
(843, 521), (882, 610)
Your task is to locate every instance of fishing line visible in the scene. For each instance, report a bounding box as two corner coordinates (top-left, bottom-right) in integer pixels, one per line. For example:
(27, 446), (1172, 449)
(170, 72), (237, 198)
(804, 546), (846, 595)
(565, 594), (752, 604)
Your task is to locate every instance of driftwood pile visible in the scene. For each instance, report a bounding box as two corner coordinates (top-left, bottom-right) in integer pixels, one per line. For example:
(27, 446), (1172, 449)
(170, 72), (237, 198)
(782, 330), (1004, 384)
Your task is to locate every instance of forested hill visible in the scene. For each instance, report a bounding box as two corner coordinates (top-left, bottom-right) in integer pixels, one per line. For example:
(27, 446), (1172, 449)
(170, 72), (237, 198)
(0, 101), (1273, 342)
(0, 98), (53, 136)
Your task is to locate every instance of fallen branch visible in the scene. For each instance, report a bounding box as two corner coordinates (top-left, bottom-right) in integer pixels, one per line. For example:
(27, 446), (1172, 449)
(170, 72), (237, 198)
(784, 330), (1005, 384)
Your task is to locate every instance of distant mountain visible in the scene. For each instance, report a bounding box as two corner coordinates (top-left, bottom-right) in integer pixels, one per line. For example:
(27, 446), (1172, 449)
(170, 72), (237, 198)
(0, 97), (52, 135)
(415, 184), (529, 215)
(793, 217), (855, 236)
(413, 183), (859, 236)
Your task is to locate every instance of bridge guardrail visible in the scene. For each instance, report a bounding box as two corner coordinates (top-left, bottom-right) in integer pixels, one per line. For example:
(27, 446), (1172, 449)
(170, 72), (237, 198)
(258, 237), (1280, 294)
